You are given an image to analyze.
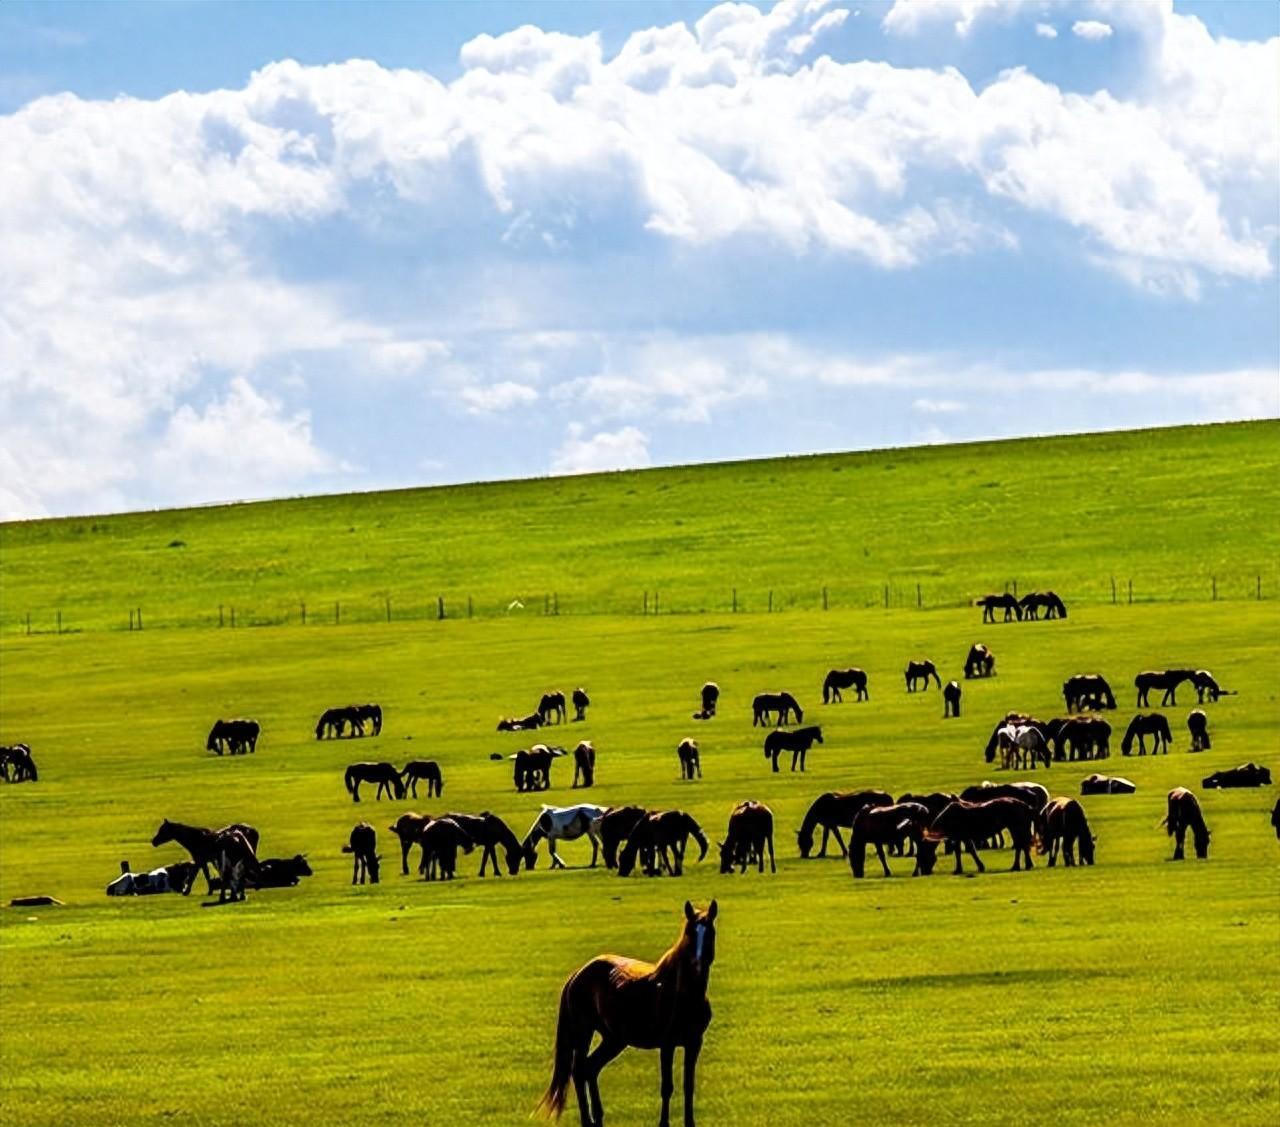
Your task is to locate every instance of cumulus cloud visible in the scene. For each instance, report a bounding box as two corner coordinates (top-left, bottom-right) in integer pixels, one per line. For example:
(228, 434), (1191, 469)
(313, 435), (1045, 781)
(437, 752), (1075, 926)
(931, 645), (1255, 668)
(458, 380), (540, 414)
(1035, 23), (1058, 39)
(1072, 19), (1113, 41)
(551, 424), (651, 474)
(913, 397), (966, 413)
(882, 1), (1006, 38)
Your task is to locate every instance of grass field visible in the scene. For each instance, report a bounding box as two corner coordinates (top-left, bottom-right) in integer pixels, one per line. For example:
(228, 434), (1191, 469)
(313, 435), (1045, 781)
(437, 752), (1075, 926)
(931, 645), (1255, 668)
(2, 423), (1279, 1126)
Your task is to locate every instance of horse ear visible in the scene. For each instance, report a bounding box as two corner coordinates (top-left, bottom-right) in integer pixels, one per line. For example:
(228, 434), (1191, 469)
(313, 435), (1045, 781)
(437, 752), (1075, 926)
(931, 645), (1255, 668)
(684, 900), (696, 922)
(707, 899), (718, 921)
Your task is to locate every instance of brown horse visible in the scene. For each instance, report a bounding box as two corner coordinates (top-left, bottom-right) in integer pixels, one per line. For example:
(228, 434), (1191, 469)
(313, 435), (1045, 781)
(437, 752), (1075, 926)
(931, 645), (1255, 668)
(572, 688), (590, 722)
(536, 900), (717, 1127)
(977, 593), (1022, 622)
(718, 801), (775, 874)
(206, 718), (260, 756)
(498, 712), (544, 732)
(924, 798), (1036, 873)
(1055, 716), (1111, 761)
(151, 819), (261, 895)
(617, 811), (709, 877)
(1035, 798), (1095, 866)
(418, 816), (475, 880)
(539, 691), (568, 726)
(822, 668), (868, 704)
(0, 744), (37, 782)
(342, 822), (380, 884)
(1063, 674), (1116, 711)
(600, 806), (650, 869)
(389, 812), (432, 875)
(1019, 591), (1067, 620)
(441, 812), (524, 876)
(513, 745), (564, 792)
(1187, 710), (1211, 752)
(572, 742), (596, 788)
(1120, 714), (1171, 756)
(1202, 763), (1272, 789)
(345, 761), (406, 802)
(213, 828), (261, 902)
(762, 726), (822, 773)
(1135, 669), (1195, 707)
(401, 760), (443, 798)
(1191, 670), (1233, 703)
(849, 803), (936, 878)
(751, 692), (802, 727)
(963, 644), (995, 679)
(943, 680), (962, 718)
(904, 659), (941, 692)
(796, 790), (893, 858)
(1163, 788), (1210, 859)
(677, 739), (701, 780)
(696, 682), (719, 719)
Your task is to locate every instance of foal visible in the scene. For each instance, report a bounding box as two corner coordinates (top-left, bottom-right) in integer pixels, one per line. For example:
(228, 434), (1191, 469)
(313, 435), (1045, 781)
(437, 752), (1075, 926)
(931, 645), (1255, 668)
(342, 822), (380, 884)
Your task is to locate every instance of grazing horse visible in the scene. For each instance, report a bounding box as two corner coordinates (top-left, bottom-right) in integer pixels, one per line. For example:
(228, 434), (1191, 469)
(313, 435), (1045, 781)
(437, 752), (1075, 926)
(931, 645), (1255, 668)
(513, 745), (564, 792)
(1120, 714), (1171, 756)
(400, 760), (443, 798)
(535, 899), (717, 1127)
(342, 822), (380, 884)
(1080, 773), (1136, 795)
(0, 744), (37, 782)
(1187, 710), (1211, 752)
(418, 816), (475, 880)
(1135, 669), (1195, 707)
(719, 801), (775, 874)
(442, 812), (525, 876)
(1163, 788), (1210, 860)
(1202, 763), (1272, 789)
(1191, 670), (1233, 703)
(904, 660), (941, 692)
(522, 804), (607, 870)
(1019, 591), (1068, 620)
(1063, 674), (1116, 712)
(600, 806), (650, 869)
(677, 739), (701, 780)
(797, 790), (894, 858)
(997, 724), (1051, 770)
(315, 707), (351, 739)
(617, 811), (710, 877)
(498, 712), (544, 732)
(961, 780), (1050, 813)
(963, 644), (995, 679)
(539, 691), (568, 726)
(1055, 716), (1111, 761)
(822, 668), (868, 704)
(752, 692), (802, 727)
(1272, 799), (1280, 840)
(572, 688), (590, 722)
(983, 713), (1041, 763)
(352, 703), (383, 735)
(925, 798), (1036, 874)
(849, 803), (936, 878)
(572, 742), (596, 788)
(345, 761), (406, 802)
(206, 718), (260, 756)
(389, 812), (432, 875)
(151, 819), (260, 895)
(695, 682), (720, 719)
(1036, 798), (1095, 866)
(943, 681), (962, 718)
(977, 593), (1022, 622)
(763, 726), (823, 773)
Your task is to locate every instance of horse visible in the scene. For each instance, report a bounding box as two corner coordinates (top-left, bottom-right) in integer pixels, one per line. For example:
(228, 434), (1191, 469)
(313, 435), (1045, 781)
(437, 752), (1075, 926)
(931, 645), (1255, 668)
(924, 798), (1036, 874)
(352, 703), (383, 735)
(441, 812), (524, 876)
(248, 855), (313, 888)
(943, 681), (962, 718)
(315, 707), (354, 739)
(1191, 670), (1233, 703)
(498, 712), (544, 732)
(822, 668), (868, 704)
(904, 660), (941, 692)
(206, 718), (260, 756)
(752, 692), (802, 727)
(535, 899), (717, 1127)
(388, 812), (432, 875)
(401, 760), (443, 798)
(960, 780), (1050, 813)
(1202, 763), (1272, 789)
(763, 726), (822, 773)
(696, 682), (720, 719)
(1163, 788), (1210, 859)
(849, 803), (936, 878)
(718, 801), (775, 874)
(600, 806), (650, 869)
(1120, 714), (1171, 756)
(1063, 674), (1116, 711)
(1055, 716), (1111, 761)
(539, 691), (568, 726)
(796, 790), (893, 858)
(677, 739), (701, 780)
(1272, 799), (1280, 840)
(151, 819), (261, 894)
(1187, 710), (1211, 752)
(1019, 591), (1067, 620)
(997, 724), (1051, 770)
(983, 713), (1041, 763)
(617, 811), (709, 877)
(522, 804), (607, 870)
(0, 744), (37, 782)
(345, 761), (406, 802)
(343, 822), (380, 884)
(418, 816), (475, 880)
(1135, 669), (1195, 707)
(963, 644), (995, 679)
(572, 688), (590, 722)
(1080, 773), (1136, 795)
(213, 828), (261, 903)
(513, 745), (564, 792)
(977, 593), (1022, 622)
(572, 742), (596, 788)
(1036, 798), (1095, 866)
(106, 860), (198, 896)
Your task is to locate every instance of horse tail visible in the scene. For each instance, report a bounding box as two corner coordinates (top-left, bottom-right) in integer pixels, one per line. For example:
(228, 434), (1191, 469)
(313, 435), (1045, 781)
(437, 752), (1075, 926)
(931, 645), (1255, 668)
(687, 816), (709, 862)
(535, 981), (575, 1119)
(345, 768), (356, 796)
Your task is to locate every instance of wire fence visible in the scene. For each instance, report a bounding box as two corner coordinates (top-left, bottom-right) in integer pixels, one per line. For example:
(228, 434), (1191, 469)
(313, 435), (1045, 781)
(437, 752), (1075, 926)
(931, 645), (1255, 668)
(4, 570), (1272, 638)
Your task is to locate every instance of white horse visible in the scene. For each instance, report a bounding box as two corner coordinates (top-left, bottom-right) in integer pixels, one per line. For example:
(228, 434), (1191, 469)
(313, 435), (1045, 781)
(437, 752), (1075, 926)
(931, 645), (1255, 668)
(521, 803), (607, 870)
(998, 724), (1051, 770)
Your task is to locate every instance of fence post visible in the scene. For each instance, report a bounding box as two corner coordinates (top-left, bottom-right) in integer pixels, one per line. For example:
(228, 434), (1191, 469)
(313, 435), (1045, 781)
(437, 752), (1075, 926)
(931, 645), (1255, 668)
(1211, 576), (1217, 601)
(823, 586), (828, 611)
(655, 591), (660, 616)
(219, 605), (225, 628)
(137, 607), (142, 631)
(1111, 577), (1116, 605)
(768, 591), (773, 613)
(334, 601), (340, 625)
(301, 602), (306, 626)
(231, 606), (236, 628)
(916, 583), (922, 609)
(57, 610), (62, 634)
(732, 588), (737, 614)
(1257, 574), (1262, 601)
(644, 592), (649, 616)
(385, 596), (392, 623)
(129, 609), (134, 631)
(883, 584), (889, 609)
(554, 593), (559, 616)
(468, 596), (473, 619)
(1127, 579), (1132, 605)
(437, 596), (445, 621)
(25, 612), (31, 636)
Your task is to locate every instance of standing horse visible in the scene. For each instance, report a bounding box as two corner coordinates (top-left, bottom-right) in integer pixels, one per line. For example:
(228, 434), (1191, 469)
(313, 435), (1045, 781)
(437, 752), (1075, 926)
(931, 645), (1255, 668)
(719, 801), (775, 874)
(151, 819), (261, 894)
(695, 682), (720, 719)
(963, 644), (995, 679)
(796, 790), (894, 858)
(1020, 591), (1068, 620)
(977, 593), (1022, 622)
(677, 739), (701, 780)
(535, 900), (717, 1127)
(600, 806), (650, 869)
(924, 798), (1036, 874)
(342, 822), (380, 884)
(904, 660), (941, 692)
(762, 726), (823, 773)
(442, 812), (524, 876)
(1135, 670), (1195, 707)
(572, 688), (590, 722)
(1187, 710), (1211, 752)
(0, 744), (37, 782)
(1163, 788), (1210, 859)
(389, 812), (432, 875)
(751, 692), (802, 727)
(207, 718), (260, 756)
(513, 745), (565, 791)
(1035, 798), (1095, 867)
(539, 691), (568, 726)
(418, 816), (475, 880)
(822, 668), (868, 704)
(943, 681), (962, 718)
(345, 761), (406, 802)
(1063, 674), (1117, 711)
(522, 804), (608, 870)
(572, 742), (596, 788)
(998, 724), (1051, 770)
(213, 828), (261, 903)
(1191, 670), (1233, 703)
(401, 760), (443, 798)
(315, 707), (351, 739)
(849, 803), (936, 878)
(1120, 714), (1171, 756)
(353, 703), (383, 735)
(617, 812), (710, 878)
(1056, 716), (1111, 761)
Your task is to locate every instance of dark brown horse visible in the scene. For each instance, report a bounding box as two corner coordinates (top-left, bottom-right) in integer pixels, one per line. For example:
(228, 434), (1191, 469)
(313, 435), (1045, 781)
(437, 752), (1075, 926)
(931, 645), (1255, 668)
(718, 801), (775, 874)
(342, 822), (380, 884)
(617, 811), (710, 877)
(440, 812), (524, 876)
(751, 692), (802, 727)
(345, 761), (406, 802)
(572, 688), (590, 722)
(498, 712), (544, 732)
(963, 644), (995, 679)
(539, 691), (568, 726)
(977, 593), (1022, 622)
(677, 739), (701, 780)
(1063, 674), (1116, 711)
(822, 668), (868, 704)
(572, 741), (596, 788)
(762, 726), (822, 773)
(514, 745), (563, 791)
(401, 760), (443, 798)
(1036, 798), (1095, 866)
(600, 806), (650, 869)
(904, 660), (941, 692)
(1080, 773), (1135, 795)
(796, 790), (893, 858)
(1135, 669), (1195, 707)
(536, 900), (717, 1127)
(1187, 710), (1211, 752)
(1055, 716), (1111, 761)
(1019, 591), (1067, 620)
(0, 744), (37, 782)
(1163, 788), (1210, 859)
(1202, 763), (1271, 789)
(1191, 670), (1234, 703)
(849, 803), (936, 878)
(151, 819), (261, 894)
(696, 682), (719, 719)
(206, 718), (260, 756)
(925, 798), (1036, 873)
(389, 812), (432, 875)
(1120, 714), (1171, 756)
(943, 680), (961, 718)
(212, 828), (261, 902)
(418, 816), (475, 880)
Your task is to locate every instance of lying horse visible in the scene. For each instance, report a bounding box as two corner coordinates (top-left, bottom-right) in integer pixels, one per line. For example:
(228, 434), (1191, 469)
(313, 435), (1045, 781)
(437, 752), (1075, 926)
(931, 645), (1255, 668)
(977, 593), (1022, 622)
(797, 790), (893, 858)
(343, 822), (380, 884)
(763, 726), (822, 773)
(1036, 798), (1095, 866)
(752, 692), (802, 727)
(904, 659), (941, 692)
(1063, 674), (1116, 711)
(677, 738), (701, 780)
(151, 819), (261, 895)
(106, 861), (198, 896)
(522, 804), (607, 870)
(401, 760), (443, 798)
(849, 803), (936, 878)
(1135, 669), (1195, 707)
(572, 741), (595, 788)
(599, 806), (649, 869)
(1202, 763), (1272, 789)
(498, 712), (544, 732)
(1121, 714), (1171, 756)
(719, 800), (775, 874)
(964, 644), (995, 679)
(345, 761), (406, 802)
(206, 718), (260, 756)
(1164, 788), (1210, 859)
(822, 668), (868, 704)
(538, 691), (567, 726)
(1080, 773), (1135, 795)
(572, 688), (590, 722)
(441, 811), (524, 876)
(925, 798), (1036, 874)
(248, 855), (313, 889)
(1187, 710), (1211, 752)
(617, 810), (709, 877)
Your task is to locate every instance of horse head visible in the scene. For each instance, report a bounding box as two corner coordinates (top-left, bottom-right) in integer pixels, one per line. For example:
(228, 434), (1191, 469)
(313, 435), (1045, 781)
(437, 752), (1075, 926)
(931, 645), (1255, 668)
(682, 900), (718, 986)
(796, 826), (815, 858)
(716, 840), (735, 874)
(151, 819), (174, 847)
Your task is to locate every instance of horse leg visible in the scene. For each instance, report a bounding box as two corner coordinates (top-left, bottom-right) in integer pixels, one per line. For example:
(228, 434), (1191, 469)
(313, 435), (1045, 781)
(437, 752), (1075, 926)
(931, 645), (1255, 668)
(1173, 827), (1186, 861)
(876, 842), (891, 878)
(682, 1037), (703, 1127)
(967, 839), (985, 873)
(583, 1036), (625, 1127)
(770, 750), (779, 774)
(659, 1043), (676, 1127)
(588, 830), (600, 869)
(550, 840), (566, 870)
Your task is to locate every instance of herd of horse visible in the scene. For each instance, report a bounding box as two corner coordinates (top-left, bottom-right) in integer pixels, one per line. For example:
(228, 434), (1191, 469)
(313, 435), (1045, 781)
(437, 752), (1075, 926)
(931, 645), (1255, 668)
(976, 590), (1068, 622)
(315, 703), (383, 739)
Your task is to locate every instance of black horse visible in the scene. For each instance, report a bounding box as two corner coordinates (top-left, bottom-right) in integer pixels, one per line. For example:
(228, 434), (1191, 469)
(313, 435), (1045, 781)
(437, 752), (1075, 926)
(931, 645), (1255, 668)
(977, 593), (1022, 622)
(763, 726), (823, 773)
(904, 660), (941, 692)
(400, 760), (443, 798)
(822, 668), (868, 704)
(344, 761), (406, 802)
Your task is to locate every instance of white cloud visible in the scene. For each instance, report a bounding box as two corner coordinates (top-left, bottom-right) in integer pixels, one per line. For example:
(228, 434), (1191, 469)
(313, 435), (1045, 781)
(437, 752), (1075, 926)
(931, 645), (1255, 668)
(1072, 19), (1113, 41)
(1035, 23), (1058, 39)
(551, 424), (651, 474)
(882, 1), (1006, 38)
(457, 380), (540, 414)
(913, 397), (966, 413)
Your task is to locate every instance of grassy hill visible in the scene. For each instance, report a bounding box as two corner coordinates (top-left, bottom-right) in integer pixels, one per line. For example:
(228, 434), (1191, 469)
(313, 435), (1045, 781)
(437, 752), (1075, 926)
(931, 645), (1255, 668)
(1, 420), (1277, 633)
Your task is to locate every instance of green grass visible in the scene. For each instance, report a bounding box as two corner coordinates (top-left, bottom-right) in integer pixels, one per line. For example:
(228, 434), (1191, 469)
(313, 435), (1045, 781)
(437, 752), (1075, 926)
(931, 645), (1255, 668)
(2, 421), (1278, 1125)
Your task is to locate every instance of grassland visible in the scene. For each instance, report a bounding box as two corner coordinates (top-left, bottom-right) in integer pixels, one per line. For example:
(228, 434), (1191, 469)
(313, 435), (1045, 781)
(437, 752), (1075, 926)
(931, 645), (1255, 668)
(2, 422), (1278, 1126)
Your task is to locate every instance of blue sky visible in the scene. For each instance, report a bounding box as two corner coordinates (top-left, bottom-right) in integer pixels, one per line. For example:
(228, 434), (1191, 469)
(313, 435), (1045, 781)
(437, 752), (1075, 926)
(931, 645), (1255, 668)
(0, 0), (1276, 517)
